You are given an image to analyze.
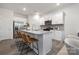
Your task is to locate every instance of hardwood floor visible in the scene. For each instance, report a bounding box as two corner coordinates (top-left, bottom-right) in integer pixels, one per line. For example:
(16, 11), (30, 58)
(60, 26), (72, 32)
(47, 39), (64, 55)
(0, 39), (18, 55)
(0, 39), (67, 55)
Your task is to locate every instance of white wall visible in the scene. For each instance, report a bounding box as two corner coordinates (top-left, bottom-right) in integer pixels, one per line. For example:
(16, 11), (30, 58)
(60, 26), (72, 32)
(28, 14), (42, 30)
(14, 16), (27, 25)
(0, 8), (28, 41)
(14, 13), (27, 24)
(0, 8), (13, 40)
(63, 4), (79, 37)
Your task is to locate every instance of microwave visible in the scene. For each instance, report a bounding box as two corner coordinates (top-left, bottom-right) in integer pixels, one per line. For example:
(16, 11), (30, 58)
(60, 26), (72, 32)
(45, 20), (52, 25)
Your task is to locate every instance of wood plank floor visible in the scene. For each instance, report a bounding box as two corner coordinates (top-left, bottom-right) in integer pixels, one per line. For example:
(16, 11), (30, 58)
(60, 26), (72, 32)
(0, 39), (67, 55)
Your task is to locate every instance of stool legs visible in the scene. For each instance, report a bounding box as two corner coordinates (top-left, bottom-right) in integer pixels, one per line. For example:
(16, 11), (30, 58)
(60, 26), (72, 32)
(16, 41), (39, 55)
(32, 42), (39, 55)
(37, 42), (39, 55)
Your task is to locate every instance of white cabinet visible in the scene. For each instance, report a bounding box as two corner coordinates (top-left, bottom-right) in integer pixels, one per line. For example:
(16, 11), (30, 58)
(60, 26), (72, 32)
(42, 12), (64, 25)
(53, 30), (64, 41)
(40, 17), (45, 25)
(52, 12), (64, 24)
(51, 30), (55, 40)
(54, 12), (64, 24)
(43, 32), (52, 54)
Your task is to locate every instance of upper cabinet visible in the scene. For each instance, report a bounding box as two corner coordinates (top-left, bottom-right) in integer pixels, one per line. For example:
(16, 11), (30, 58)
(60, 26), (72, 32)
(42, 12), (64, 25)
(52, 12), (64, 24)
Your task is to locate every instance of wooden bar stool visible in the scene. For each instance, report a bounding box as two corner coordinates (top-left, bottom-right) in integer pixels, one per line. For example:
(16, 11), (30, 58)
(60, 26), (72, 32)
(16, 31), (22, 39)
(21, 32), (39, 55)
(16, 31), (29, 54)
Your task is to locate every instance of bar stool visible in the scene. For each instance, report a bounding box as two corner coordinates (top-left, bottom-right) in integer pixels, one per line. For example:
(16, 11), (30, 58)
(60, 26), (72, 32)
(16, 31), (29, 54)
(16, 31), (22, 39)
(21, 32), (39, 55)
(16, 31), (22, 51)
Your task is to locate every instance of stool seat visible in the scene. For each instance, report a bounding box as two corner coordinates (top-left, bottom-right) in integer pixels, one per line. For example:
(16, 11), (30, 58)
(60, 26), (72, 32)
(30, 38), (38, 42)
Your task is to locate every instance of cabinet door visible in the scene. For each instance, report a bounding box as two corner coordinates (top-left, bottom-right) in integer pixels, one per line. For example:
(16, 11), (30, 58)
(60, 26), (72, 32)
(40, 17), (45, 25)
(52, 12), (64, 24)
(51, 30), (55, 40)
(54, 31), (63, 41)
(43, 32), (52, 54)
(55, 12), (64, 24)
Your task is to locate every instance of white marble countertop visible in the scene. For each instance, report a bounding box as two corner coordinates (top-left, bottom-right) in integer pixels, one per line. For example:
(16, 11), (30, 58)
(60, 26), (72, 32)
(21, 29), (52, 35)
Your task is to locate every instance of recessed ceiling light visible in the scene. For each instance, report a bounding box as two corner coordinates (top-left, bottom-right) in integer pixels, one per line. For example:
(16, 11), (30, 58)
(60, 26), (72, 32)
(22, 8), (26, 11)
(56, 3), (60, 6)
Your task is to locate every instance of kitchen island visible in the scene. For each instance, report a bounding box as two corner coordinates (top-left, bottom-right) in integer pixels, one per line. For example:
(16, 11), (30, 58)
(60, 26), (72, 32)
(21, 30), (53, 55)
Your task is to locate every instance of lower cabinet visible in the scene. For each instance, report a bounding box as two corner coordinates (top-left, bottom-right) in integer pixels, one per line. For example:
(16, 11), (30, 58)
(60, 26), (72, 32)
(52, 30), (64, 41)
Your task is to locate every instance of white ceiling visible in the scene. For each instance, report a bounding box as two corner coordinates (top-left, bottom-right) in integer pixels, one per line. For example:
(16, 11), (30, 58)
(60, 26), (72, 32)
(0, 3), (73, 16)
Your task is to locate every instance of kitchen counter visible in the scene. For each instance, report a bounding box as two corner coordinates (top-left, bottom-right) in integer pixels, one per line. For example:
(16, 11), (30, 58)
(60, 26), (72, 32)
(21, 29), (52, 35)
(21, 29), (53, 55)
